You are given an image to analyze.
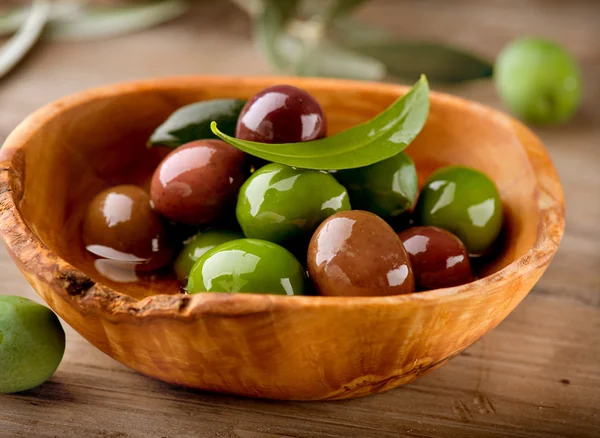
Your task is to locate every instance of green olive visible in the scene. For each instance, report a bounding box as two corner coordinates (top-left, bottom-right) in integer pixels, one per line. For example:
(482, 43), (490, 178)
(415, 166), (503, 255)
(334, 152), (418, 219)
(236, 163), (351, 248)
(495, 38), (582, 124)
(0, 296), (65, 393)
(186, 239), (306, 295)
(173, 229), (244, 281)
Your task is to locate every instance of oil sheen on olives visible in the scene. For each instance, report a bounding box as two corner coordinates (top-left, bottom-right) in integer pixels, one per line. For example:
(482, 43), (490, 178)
(415, 165), (503, 255)
(82, 185), (173, 274)
(398, 226), (473, 290)
(236, 163), (351, 249)
(236, 85), (327, 143)
(187, 239), (306, 295)
(151, 139), (248, 225)
(81, 83), (504, 296)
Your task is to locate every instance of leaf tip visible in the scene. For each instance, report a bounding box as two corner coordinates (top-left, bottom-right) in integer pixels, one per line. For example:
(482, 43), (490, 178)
(210, 120), (220, 136)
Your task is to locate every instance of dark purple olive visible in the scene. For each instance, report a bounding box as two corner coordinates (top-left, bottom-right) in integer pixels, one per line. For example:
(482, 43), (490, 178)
(236, 85), (327, 143)
(398, 226), (473, 290)
(150, 140), (247, 225)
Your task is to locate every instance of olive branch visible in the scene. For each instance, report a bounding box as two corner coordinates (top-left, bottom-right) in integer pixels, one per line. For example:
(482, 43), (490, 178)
(0, 0), (492, 83)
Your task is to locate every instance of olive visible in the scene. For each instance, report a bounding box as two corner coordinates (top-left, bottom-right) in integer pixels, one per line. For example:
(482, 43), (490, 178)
(495, 38), (582, 124)
(415, 166), (503, 255)
(186, 239), (306, 295)
(0, 296), (65, 393)
(173, 229), (243, 281)
(150, 140), (248, 225)
(236, 163), (351, 249)
(335, 152), (418, 219)
(82, 185), (173, 271)
(235, 85), (327, 143)
(398, 226), (473, 290)
(308, 210), (414, 297)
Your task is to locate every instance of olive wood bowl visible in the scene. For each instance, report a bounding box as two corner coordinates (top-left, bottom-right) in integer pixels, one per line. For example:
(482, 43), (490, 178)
(0, 76), (565, 400)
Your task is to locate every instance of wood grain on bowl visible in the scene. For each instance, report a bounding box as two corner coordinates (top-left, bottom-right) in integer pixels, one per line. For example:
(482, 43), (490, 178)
(0, 76), (565, 400)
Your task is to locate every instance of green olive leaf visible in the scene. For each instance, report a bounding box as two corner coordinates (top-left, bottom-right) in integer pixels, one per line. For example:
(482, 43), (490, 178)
(279, 35), (385, 80)
(211, 75), (429, 170)
(148, 98), (246, 148)
(253, 0), (301, 71)
(332, 19), (493, 83)
(354, 42), (493, 83)
(0, 0), (50, 80)
(46, 0), (190, 41)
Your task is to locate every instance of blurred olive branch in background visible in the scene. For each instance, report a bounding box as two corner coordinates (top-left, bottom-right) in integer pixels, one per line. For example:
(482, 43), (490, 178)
(0, 0), (493, 83)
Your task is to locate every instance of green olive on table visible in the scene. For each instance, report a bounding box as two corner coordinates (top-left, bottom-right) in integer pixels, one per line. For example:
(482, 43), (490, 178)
(334, 152), (418, 219)
(415, 165), (503, 255)
(0, 296), (65, 394)
(495, 37), (582, 124)
(173, 229), (244, 281)
(186, 239), (306, 295)
(236, 163), (351, 248)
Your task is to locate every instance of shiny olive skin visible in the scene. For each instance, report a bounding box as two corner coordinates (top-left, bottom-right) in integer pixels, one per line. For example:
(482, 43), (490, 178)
(173, 229), (243, 281)
(308, 210), (414, 297)
(415, 166), (503, 255)
(236, 163), (351, 248)
(151, 140), (248, 225)
(398, 226), (473, 290)
(0, 296), (65, 393)
(235, 85), (327, 143)
(335, 152), (418, 219)
(186, 239), (306, 295)
(82, 185), (173, 271)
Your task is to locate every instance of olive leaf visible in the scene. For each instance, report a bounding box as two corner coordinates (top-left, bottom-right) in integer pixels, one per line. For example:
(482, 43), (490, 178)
(279, 35), (385, 80)
(0, 1), (83, 36)
(211, 75), (429, 170)
(351, 42), (492, 83)
(0, 0), (50, 80)
(45, 0), (190, 41)
(251, 0), (384, 80)
(253, 0), (301, 71)
(332, 20), (493, 83)
(148, 99), (246, 148)
(313, 0), (368, 26)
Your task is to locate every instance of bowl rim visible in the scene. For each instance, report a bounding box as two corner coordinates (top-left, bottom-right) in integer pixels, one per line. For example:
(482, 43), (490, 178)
(0, 75), (565, 320)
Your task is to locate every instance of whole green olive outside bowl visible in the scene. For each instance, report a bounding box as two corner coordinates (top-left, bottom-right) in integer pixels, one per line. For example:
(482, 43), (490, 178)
(495, 37), (582, 124)
(0, 76), (564, 401)
(0, 296), (65, 393)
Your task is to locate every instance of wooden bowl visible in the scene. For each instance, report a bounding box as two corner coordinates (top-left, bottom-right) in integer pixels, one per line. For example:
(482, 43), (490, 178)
(0, 76), (564, 401)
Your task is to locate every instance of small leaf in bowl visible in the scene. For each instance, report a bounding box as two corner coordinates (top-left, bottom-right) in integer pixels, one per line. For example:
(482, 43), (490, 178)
(211, 75), (429, 170)
(148, 98), (246, 148)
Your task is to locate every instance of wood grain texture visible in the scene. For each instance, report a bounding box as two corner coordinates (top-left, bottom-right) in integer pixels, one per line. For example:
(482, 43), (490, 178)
(0, 0), (598, 435)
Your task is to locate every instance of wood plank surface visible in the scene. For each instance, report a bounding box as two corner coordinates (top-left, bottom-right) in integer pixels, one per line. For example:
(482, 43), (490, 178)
(0, 1), (599, 437)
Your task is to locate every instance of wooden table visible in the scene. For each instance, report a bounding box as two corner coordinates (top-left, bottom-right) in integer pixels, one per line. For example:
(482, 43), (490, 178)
(1, 1), (599, 436)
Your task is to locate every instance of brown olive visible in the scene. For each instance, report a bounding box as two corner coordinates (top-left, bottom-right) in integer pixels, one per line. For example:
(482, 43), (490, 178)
(82, 185), (172, 271)
(307, 210), (414, 297)
(236, 85), (327, 143)
(150, 140), (247, 225)
(398, 226), (473, 290)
